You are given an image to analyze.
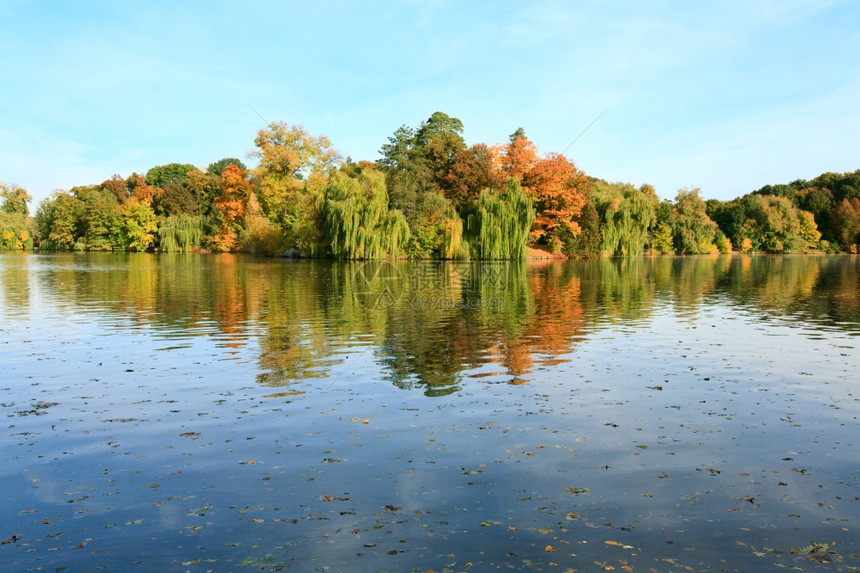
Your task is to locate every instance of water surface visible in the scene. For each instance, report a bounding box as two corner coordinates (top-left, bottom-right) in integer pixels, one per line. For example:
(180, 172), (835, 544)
(1, 253), (858, 571)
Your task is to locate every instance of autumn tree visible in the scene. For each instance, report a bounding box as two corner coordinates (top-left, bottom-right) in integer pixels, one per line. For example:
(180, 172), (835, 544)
(241, 192), (283, 255)
(0, 212), (32, 250)
(251, 121), (341, 224)
(211, 164), (254, 251)
(154, 182), (199, 217)
(1, 183), (32, 217)
(251, 121), (341, 253)
(121, 198), (158, 251)
(523, 153), (589, 251)
(830, 198), (860, 250)
(101, 175), (129, 204)
(126, 173), (159, 207)
(0, 183), (33, 250)
(207, 157), (248, 178)
(443, 143), (505, 211)
(500, 128), (538, 183)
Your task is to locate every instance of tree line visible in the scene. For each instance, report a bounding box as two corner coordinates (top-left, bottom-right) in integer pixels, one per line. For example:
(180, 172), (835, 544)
(2, 111), (859, 256)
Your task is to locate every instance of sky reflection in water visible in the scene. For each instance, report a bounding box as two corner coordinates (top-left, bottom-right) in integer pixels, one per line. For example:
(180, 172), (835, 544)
(1, 253), (858, 572)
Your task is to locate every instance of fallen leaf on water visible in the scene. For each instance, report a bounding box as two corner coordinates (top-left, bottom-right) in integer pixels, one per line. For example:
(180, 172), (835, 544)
(545, 545), (555, 552)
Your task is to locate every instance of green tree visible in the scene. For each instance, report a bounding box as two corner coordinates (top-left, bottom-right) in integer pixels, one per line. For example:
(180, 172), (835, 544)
(35, 192), (83, 250)
(184, 169), (219, 216)
(378, 124), (422, 217)
(671, 188), (719, 254)
(405, 191), (464, 259)
(566, 197), (602, 257)
(378, 112), (467, 221)
(740, 194), (819, 253)
(796, 187), (834, 239)
(74, 186), (123, 250)
(649, 198), (675, 253)
(144, 163), (196, 188)
(414, 111), (466, 197)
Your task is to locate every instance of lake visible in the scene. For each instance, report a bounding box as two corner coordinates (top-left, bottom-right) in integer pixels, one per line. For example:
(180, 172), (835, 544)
(1, 253), (858, 572)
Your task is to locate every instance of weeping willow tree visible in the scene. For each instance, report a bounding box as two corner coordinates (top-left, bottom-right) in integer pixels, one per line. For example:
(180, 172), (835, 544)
(158, 214), (203, 252)
(439, 217), (464, 259)
(467, 178), (535, 259)
(322, 169), (410, 259)
(592, 181), (656, 256)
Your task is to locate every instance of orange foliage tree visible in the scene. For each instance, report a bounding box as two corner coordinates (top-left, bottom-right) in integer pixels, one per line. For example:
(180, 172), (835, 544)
(212, 164), (254, 251)
(499, 129), (589, 252)
(127, 173), (159, 206)
(501, 128), (538, 184)
(524, 153), (589, 247)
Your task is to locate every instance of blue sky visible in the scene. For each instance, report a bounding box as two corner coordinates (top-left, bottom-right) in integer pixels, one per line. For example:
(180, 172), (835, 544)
(1, 0), (858, 209)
